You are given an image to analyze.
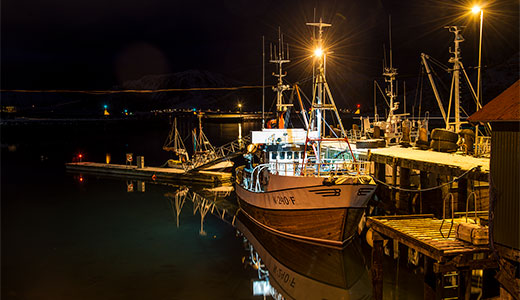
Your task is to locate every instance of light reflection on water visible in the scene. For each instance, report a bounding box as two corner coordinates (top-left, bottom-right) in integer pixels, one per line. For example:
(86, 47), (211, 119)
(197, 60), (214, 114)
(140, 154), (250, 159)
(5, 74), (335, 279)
(2, 119), (423, 299)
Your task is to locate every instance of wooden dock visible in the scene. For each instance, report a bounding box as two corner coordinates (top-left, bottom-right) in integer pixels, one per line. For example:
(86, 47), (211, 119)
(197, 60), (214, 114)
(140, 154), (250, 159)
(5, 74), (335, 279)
(362, 146), (489, 181)
(353, 145), (491, 217)
(66, 162), (232, 185)
(367, 215), (497, 300)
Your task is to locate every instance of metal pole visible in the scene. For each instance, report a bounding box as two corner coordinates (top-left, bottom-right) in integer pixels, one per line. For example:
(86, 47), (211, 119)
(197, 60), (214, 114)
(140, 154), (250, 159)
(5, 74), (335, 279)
(403, 81), (406, 115)
(262, 36), (265, 129)
(477, 10), (483, 109)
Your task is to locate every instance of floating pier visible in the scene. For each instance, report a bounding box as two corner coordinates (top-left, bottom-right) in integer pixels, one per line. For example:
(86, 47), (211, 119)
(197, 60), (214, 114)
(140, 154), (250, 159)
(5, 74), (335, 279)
(367, 215), (497, 300)
(66, 162), (232, 185)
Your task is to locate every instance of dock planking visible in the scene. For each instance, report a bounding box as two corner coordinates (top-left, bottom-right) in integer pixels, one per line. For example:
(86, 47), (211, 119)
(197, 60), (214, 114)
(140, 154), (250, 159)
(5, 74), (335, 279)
(367, 215), (491, 262)
(66, 162), (232, 185)
(367, 215), (498, 300)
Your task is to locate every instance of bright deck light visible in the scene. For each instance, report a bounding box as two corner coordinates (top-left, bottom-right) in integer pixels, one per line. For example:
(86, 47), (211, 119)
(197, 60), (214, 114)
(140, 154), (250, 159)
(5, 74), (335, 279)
(314, 47), (324, 57)
(471, 5), (481, 14)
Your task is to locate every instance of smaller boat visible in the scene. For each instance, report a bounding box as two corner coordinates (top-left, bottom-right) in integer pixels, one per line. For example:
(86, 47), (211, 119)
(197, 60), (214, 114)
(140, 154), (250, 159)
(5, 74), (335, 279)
(163, 117), (190, 169)
(163, 115), (234, 172)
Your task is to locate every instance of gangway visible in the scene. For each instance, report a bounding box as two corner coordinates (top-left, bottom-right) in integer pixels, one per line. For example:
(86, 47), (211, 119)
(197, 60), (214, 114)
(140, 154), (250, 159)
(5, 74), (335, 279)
(189, 134), (251, 171)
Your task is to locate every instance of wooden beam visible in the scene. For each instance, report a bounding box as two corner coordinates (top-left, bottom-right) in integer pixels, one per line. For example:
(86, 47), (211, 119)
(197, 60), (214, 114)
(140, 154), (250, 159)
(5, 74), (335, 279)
(372, 239), (384, 300)
(434, 258), (498, 273)
(458, 178), (468, 212)
(459, 269), (472, 300)
(399, 167), (411, 212)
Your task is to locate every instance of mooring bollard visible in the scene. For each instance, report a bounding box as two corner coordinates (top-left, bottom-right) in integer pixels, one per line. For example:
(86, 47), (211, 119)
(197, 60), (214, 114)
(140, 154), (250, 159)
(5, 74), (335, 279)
(136, 156), (144, 168)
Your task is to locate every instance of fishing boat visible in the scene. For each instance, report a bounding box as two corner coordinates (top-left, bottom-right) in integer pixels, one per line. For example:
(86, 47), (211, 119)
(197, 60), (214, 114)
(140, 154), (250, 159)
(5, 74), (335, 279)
(359, 17), (429, 147)
(163, 115), (234, 172)
(235, 20), (376, 248)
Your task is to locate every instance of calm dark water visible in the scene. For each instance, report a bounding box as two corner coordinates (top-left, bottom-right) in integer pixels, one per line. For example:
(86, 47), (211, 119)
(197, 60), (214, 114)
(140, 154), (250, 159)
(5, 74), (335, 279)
(1, 118), (422, 299)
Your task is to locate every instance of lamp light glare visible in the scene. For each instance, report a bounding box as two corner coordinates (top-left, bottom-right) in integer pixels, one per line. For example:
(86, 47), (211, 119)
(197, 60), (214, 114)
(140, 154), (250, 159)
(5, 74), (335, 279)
(471, 5), (481, 14)
(314, 48), (324, 57)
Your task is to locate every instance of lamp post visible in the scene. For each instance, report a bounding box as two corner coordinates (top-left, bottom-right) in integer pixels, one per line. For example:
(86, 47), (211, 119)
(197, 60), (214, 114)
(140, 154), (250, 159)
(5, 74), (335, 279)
(471, 5), (483, 108)
(238, 103), (242, 114)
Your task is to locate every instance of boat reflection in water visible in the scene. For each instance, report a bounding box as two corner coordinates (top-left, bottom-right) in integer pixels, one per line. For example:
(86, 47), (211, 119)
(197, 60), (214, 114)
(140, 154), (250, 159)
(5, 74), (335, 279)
(164, 184), (238, 235)
(236, 211), (372, 300)
(164, 185), (371, 299)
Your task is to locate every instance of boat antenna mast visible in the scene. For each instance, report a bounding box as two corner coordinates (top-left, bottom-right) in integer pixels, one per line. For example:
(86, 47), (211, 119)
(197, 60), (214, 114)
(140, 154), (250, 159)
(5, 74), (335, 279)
(269, 27), (292, 128)
(446, 25), (463, 132)
(383, 15), (398, 120)
(306, 19), (347, 139)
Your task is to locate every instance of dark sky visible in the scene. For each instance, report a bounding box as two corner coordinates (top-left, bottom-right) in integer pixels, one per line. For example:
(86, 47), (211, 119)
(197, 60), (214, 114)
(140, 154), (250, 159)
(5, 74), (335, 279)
(1, 0), (518, 107)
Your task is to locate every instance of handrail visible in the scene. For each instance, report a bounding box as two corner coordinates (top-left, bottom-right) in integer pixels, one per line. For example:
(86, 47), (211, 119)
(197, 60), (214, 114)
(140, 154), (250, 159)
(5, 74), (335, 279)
(440, 192), (455, 239)
(254, 165), (270, 192)
(269, 160), (372, 177)
(465, 191), (479, 223)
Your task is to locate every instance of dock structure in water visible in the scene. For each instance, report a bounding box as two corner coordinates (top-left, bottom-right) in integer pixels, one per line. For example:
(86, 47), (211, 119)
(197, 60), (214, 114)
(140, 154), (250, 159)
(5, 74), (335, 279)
(354, 145), (490, 216)
(367, 215), (497, 300)
(66, 162), (232, 185)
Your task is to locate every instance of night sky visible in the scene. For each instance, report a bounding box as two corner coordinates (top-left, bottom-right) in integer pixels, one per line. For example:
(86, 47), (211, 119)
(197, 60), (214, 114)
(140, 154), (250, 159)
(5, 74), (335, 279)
(1, 0), (518, 108)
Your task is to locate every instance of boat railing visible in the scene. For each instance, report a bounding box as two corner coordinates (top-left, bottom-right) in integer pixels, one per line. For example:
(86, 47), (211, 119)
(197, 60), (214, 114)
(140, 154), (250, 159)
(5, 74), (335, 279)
(269, 160), (372, 177)
(475, 135), (491, 157)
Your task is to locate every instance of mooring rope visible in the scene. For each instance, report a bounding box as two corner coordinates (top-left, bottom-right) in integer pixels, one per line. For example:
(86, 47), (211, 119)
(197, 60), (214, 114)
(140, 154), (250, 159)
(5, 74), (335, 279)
(370, 166), (480, 193)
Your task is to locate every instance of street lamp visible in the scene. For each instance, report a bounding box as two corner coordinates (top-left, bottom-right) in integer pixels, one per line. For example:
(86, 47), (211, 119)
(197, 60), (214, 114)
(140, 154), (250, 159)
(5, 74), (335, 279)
(471, 5), (483, 108)
(238, 103), (242, 114)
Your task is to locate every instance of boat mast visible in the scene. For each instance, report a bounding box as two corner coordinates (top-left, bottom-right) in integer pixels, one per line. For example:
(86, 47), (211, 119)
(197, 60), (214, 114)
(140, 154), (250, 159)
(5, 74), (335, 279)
(269, 27), (292, 127)
(421, 26), (468, 132)
(383, 15), (398, 121)
(446, 26), (463, 132)
(262, 35), (265, 129)
(306, 19), (348, 160)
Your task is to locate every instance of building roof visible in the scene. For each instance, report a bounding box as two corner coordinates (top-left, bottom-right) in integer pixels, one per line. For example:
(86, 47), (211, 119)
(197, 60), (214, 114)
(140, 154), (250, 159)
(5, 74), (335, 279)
(468, 80), (520, 122)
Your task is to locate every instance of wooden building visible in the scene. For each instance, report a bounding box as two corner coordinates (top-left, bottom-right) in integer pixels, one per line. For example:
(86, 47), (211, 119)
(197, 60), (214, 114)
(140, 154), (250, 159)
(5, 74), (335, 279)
(468, 79), (520, 299)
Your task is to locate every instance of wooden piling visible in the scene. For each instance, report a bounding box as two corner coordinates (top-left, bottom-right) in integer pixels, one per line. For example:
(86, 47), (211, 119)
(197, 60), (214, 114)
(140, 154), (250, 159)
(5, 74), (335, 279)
(419, 170), (429, 214)
(371, 233), (384, 300)
(399, 167), (411, 212)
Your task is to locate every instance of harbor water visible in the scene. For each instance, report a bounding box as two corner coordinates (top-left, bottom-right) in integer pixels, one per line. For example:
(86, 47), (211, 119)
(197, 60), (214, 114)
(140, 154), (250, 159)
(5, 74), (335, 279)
(2, 118), (423, 299)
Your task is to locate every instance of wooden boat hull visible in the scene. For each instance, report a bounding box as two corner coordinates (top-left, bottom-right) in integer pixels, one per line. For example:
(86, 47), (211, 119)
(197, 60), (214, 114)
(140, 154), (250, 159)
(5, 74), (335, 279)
(235, 176), (376, 247)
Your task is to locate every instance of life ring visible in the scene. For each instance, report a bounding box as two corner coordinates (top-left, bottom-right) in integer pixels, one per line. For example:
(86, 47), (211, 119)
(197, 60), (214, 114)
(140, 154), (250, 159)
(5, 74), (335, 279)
(152, 174), (157, 181)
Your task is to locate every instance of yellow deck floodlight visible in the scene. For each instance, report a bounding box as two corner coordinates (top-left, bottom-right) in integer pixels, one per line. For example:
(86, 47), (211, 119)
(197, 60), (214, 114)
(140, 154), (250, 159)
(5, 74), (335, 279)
(471, 5), (481, 14)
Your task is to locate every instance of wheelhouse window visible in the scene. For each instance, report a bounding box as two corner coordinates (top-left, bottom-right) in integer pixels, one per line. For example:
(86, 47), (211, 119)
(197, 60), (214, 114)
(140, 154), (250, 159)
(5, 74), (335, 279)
(294, 152), (300, 160)
(287, 152), (293, 159)
(280, 152), (285, 159)
(271, 152), (277, 160)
